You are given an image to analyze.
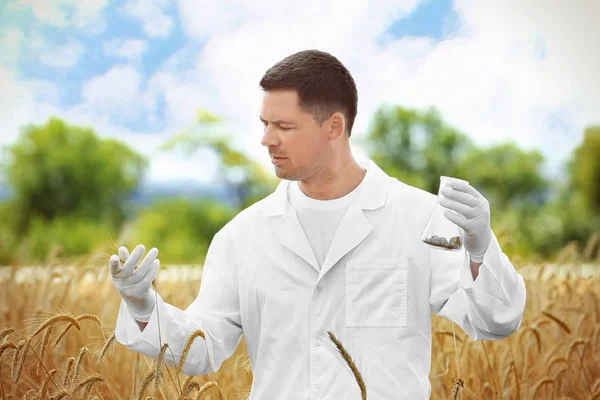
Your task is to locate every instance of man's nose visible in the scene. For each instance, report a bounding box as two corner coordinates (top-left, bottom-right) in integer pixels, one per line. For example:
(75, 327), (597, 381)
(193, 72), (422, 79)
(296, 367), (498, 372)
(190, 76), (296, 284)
(261, 125), (279, 147)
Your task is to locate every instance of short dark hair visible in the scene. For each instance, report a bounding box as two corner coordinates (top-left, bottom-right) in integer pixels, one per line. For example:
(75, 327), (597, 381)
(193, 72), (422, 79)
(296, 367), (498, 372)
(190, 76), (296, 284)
(259, 49), (358, 138)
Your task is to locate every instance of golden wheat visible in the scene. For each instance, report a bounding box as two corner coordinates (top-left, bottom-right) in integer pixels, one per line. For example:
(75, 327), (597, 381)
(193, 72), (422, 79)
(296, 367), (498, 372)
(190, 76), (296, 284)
(1, 242), (599, 399)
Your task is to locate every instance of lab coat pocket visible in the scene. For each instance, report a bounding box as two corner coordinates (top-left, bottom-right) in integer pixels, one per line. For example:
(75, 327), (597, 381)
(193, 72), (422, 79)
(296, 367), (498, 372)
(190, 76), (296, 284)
(345, 258), (408, 327)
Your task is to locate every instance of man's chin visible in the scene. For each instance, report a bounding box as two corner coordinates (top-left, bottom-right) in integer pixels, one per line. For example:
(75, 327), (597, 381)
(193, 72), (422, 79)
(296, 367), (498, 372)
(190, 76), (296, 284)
(274, 168), (294, 180)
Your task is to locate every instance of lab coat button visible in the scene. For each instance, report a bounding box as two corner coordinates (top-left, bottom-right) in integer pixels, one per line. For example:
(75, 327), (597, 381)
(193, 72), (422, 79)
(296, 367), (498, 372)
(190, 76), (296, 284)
(315, 338), (322, 346)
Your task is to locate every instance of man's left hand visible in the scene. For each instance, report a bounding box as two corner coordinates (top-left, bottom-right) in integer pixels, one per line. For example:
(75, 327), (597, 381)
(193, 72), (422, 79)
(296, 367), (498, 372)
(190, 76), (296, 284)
(439, 179), (492, 263)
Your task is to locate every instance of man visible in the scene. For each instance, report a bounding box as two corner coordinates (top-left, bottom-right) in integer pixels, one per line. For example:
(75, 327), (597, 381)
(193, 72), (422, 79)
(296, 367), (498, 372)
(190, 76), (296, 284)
(110, 49), (526, 399)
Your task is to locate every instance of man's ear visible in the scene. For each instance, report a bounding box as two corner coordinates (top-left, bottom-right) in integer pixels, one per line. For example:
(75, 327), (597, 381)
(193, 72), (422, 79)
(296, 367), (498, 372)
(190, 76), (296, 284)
(328, 112), (346, 140)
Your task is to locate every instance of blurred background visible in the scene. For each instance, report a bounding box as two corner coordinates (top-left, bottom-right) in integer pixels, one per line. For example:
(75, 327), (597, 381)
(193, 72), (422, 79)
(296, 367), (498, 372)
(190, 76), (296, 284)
(0, 0), (598, 267)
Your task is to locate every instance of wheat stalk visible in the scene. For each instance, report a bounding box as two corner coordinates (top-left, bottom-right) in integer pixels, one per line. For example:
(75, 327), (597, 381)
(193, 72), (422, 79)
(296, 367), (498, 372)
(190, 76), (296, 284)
(154, 343), (169, 397)
(38, 368), (57, 399)
(73, 347), (89, 383)
(48, 388), (71, 399)
(541, 311), (571, 335)
(133, 352), (140, 396)
(0, 328), (14, 342)
(532, 378), (554, 399)
(481, 341), (499, 397)
(71, 373), (111, 398)
(37, 325), (54, 375)
(136, 370), (156, 400)
(97, 331), (116, 364)
(327, 331), (366, 399)
(194, 381), (224, 400)
(11, 338), (30, 382)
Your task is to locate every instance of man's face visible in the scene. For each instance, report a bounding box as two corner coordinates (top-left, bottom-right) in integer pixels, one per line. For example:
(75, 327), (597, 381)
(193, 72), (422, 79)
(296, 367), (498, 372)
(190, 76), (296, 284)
(260, 89), (331, 181)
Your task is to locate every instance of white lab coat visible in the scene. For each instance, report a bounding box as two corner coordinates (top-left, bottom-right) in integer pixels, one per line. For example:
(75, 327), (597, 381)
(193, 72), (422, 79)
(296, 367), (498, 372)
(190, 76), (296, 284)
(115, 156), (527, 399)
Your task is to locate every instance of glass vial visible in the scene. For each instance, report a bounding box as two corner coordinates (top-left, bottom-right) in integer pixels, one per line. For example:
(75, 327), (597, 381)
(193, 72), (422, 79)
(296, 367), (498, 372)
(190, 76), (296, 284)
(421, 176), (469, 251)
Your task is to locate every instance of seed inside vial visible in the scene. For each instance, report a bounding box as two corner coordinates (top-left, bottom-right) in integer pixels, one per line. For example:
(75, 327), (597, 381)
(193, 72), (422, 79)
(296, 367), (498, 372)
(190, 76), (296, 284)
(424, 235), (462, 249)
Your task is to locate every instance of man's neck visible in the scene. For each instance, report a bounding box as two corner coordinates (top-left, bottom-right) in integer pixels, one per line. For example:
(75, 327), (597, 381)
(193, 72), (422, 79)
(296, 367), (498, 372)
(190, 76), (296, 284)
(297, 159), (366, 201)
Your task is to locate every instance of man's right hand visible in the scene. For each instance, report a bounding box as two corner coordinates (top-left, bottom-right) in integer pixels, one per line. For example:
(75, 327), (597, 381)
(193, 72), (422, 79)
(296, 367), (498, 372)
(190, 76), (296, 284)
(109, 244), (160, 322)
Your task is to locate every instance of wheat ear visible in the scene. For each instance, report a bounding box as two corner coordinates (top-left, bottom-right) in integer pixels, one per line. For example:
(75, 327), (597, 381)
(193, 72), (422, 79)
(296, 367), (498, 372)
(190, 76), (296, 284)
(541, 311), (571, 334)
(71, 373), (110, 398)
(31, 314), (81, 339)
(532, 378), (554, 399)
(96, 331), (116, 364)
(194, 381), (224, 400)
(63, 357), (75, 386)
(136, 370), (156, 400)
(0, 328), (14, 342)
(177, 330), (205, 372)
(327, 331), (366, 399)
(0, 341), (17, 359)
(73, 347), (89, 383)
(37, 325), (54, 375)
(155, 343), (169, 397)
(12, 338), (30, 382)
(181, 376), (202, 398)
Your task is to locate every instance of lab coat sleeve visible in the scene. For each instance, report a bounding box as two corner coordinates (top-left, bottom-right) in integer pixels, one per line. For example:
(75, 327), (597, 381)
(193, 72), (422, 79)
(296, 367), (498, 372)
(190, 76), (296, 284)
(114, 227), (243, 376)
(429, 229), (527, 340)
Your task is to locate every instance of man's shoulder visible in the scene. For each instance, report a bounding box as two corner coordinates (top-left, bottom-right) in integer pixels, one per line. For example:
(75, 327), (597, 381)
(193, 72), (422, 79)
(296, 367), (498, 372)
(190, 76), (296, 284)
(386, 177), (437, 208)
(216, 195), (270, 238)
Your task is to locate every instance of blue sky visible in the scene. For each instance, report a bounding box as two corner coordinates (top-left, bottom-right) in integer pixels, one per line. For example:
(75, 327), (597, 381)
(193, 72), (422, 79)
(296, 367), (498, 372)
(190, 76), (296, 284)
(0, 0), (598, 184)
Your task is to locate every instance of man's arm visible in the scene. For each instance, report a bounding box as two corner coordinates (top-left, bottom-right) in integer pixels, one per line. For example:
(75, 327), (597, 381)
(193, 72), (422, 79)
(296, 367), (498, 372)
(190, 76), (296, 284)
(430, 179), (526, 339)
(135, 320), (148, 331)
(114, 228), (243, 375)
(429, 231), (527, 340)
(470, 259), (482, 281)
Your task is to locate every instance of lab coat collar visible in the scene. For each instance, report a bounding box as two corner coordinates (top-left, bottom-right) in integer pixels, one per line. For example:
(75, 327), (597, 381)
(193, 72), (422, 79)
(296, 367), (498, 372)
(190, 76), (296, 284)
(259, 156), (393, 281)
(260, 156), (390, 217)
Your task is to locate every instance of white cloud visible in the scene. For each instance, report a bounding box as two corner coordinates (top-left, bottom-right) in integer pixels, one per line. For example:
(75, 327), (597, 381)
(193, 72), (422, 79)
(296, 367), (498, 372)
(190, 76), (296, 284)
(153, 0), (598, 182)
(0, 66), (59, 145)
(103, 38), (148, 60)
(2, 0), (598, 185)
(77, 65), (145, 121)
(12, 0), (109, 31)
(38, 38), (86, 68)
(121, 0), (173, 38)
(0, 29), (25, 67)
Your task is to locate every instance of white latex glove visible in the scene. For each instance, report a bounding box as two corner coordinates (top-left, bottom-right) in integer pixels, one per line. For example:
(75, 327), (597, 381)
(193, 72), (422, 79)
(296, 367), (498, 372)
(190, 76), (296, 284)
(109, 244), (160, 322)
(439, 179), (492, 263)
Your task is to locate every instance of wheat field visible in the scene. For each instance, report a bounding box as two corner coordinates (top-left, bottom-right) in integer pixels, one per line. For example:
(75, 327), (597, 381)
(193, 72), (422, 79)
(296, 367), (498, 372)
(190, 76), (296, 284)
(1, 237), (599, 399)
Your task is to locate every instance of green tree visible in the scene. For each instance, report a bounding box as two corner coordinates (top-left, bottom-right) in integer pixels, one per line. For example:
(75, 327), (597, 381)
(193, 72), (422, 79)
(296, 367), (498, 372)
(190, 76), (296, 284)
(160, 108), (279, 211)
(566, 126), (600, 212)
(0, 117), (148, 235)
(127, 197), (237, 264)
(359, 105), (550, 210)
(455, 142), (550, 210)
(357, 105), (475, 194)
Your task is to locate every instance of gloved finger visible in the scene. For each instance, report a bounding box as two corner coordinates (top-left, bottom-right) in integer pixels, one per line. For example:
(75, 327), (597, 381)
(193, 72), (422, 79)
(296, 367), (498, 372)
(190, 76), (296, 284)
(118, 246), (130, 263)
(444, 209), (468, 231)
(123, 244), (144, 275)
(449, 180), (482, 199)
(441, 186), (479, 208)
(135, 247), (159, 276)
(139, 259), (160, 288)
(440, 197), (476, 219)
(109, 254), (121, 276)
